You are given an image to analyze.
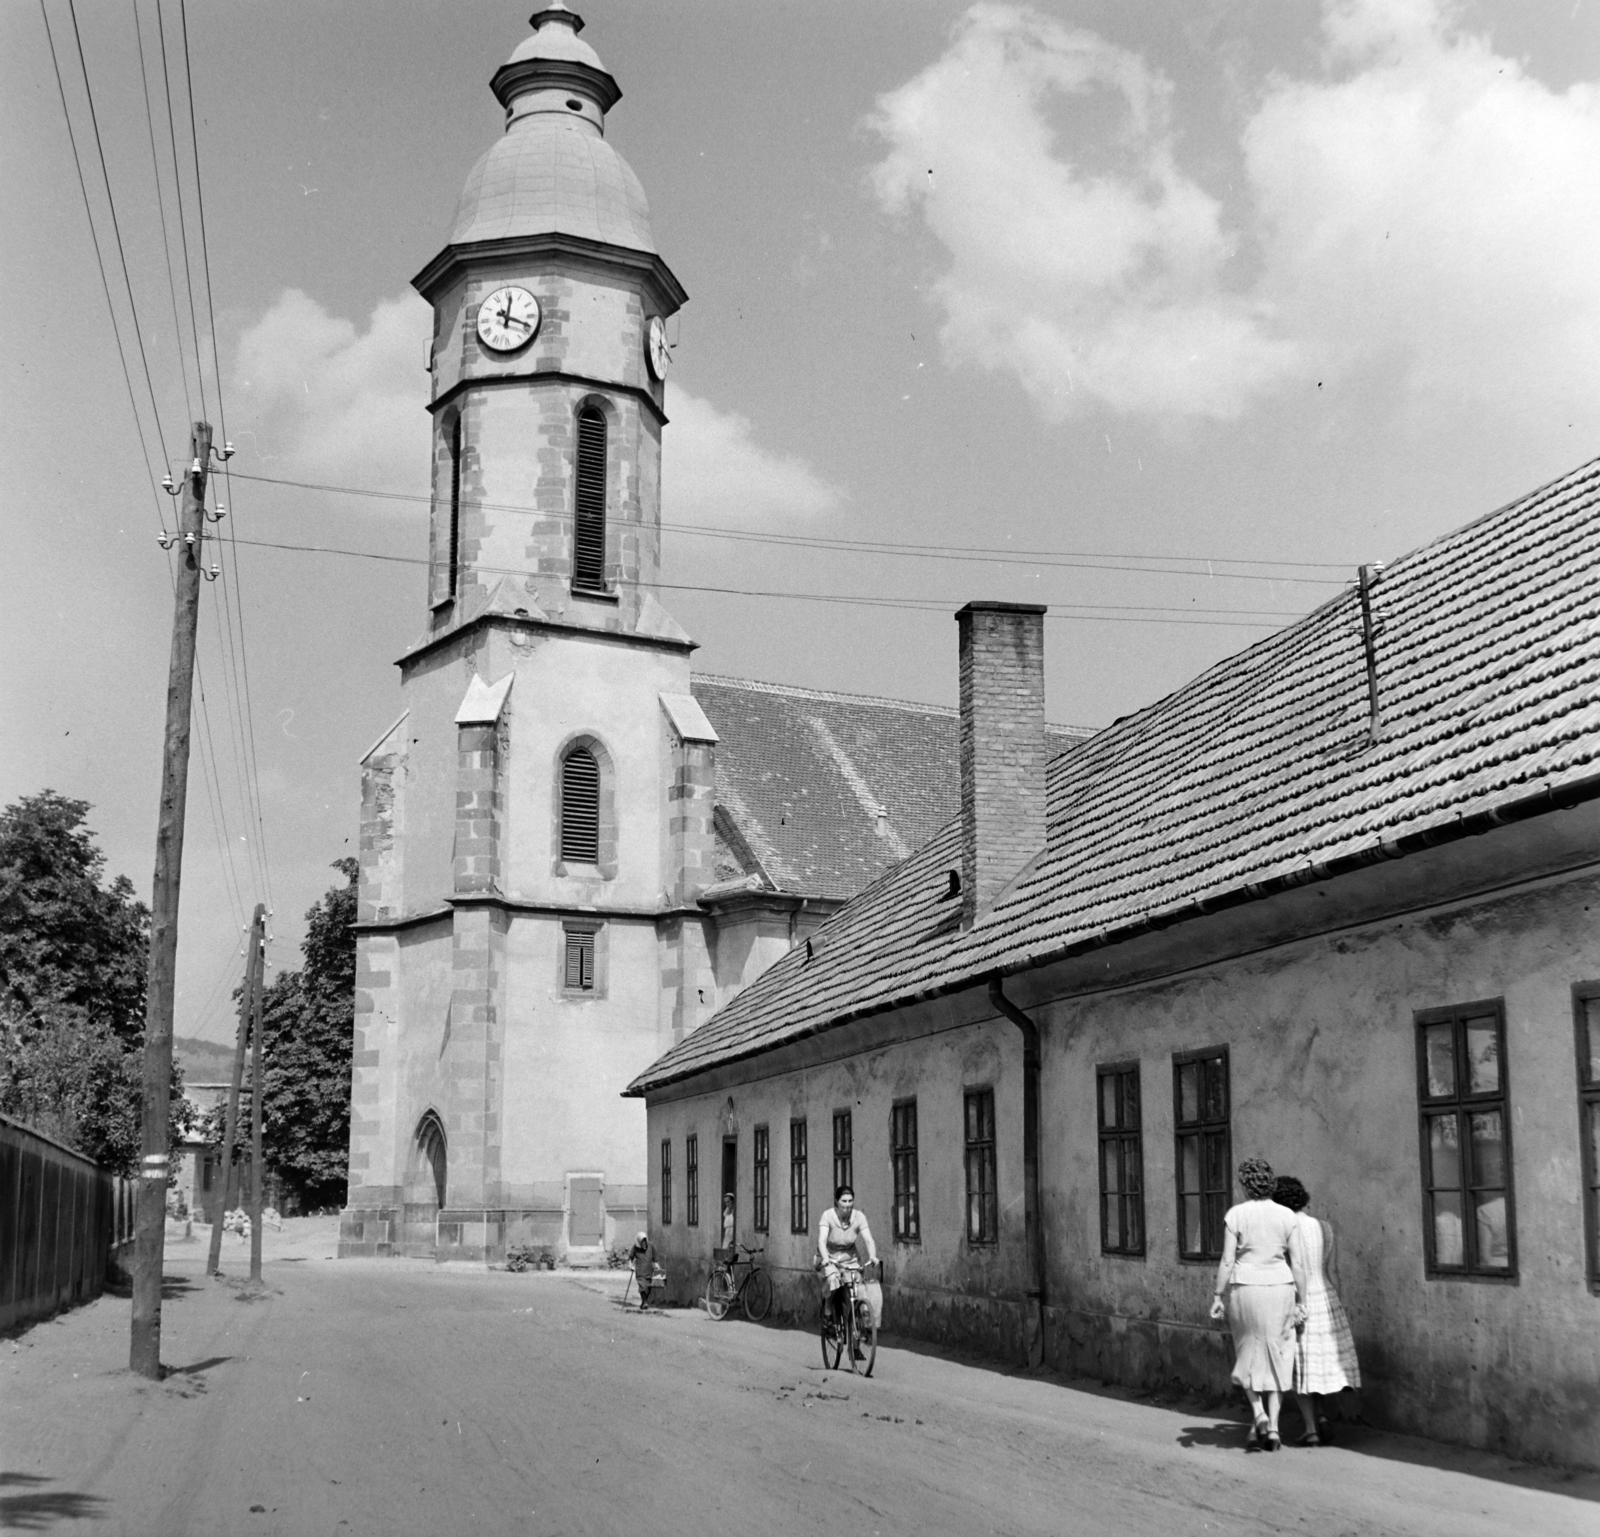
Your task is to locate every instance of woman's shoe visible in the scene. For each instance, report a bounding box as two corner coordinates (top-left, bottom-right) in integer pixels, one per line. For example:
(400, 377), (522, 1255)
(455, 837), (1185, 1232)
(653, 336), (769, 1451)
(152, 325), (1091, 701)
(1317, 1417), (1335, 1445)
(1252, 1416), (1270, 1449)
(1297, 1431), (1320, 1447)
(1264, 1429), (1281, 1451)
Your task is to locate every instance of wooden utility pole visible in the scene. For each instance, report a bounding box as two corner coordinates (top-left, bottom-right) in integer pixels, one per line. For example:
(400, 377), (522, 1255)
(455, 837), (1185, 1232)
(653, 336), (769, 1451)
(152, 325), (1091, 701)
(131, 421), (212, 1379)
(249, 953), (266, 1286)
(206, 904), (263, 1276)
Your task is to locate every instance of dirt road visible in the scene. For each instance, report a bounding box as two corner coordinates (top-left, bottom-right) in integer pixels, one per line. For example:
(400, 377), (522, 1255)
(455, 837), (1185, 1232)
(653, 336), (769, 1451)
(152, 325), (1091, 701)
(3, 1219), (1594, 1536)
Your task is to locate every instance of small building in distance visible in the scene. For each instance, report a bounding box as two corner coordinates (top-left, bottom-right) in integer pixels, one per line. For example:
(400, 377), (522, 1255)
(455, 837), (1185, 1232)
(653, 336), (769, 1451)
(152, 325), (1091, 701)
(629, 458), (1600, 1471)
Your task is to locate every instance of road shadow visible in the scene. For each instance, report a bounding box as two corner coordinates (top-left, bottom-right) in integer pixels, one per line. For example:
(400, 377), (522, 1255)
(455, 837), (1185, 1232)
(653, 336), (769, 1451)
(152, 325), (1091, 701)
(0, 1472), (108, 1529)
(163, 1356), (233, 1378)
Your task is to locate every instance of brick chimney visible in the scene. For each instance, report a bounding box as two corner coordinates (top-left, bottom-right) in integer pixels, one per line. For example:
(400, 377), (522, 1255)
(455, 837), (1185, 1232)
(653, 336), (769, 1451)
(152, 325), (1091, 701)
(957, 602), (1047, 925)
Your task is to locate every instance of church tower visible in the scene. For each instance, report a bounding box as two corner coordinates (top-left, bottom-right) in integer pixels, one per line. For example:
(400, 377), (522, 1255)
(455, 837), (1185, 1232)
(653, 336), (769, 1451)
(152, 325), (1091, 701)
(340, 5), (720, 1262)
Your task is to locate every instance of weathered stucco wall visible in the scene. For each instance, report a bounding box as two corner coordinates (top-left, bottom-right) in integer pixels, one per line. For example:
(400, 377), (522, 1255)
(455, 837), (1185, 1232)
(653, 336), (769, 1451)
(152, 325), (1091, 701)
(647, 1018), (1033, 1361)
(1041, 867), (1600, 1469)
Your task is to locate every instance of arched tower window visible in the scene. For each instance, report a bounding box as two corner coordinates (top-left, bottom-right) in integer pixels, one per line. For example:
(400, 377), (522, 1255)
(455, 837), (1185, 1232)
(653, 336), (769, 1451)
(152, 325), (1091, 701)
(573, 405), (607, 590)
(560, 745), (601, 863)
(447, 413), (463, 598)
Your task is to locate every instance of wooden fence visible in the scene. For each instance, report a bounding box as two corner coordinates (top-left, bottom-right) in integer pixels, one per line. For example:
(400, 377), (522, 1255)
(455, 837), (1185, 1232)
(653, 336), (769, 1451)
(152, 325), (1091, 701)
(0, 1113), (134, 1332)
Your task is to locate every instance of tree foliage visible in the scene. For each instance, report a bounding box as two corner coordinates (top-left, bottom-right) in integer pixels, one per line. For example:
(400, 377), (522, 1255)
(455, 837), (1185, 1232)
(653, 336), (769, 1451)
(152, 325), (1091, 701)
(256, 859), (357, 1209)
(0, 791), (189, 1171)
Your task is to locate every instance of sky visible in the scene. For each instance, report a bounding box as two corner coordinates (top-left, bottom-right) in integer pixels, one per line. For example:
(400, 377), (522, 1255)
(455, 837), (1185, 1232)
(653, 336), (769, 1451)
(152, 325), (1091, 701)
(3, 0), (1599, 1046)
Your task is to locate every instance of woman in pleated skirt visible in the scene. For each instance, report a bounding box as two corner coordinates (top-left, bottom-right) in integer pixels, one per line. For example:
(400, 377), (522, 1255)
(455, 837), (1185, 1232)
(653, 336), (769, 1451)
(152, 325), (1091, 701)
(1273, 1175), (1360, 1445)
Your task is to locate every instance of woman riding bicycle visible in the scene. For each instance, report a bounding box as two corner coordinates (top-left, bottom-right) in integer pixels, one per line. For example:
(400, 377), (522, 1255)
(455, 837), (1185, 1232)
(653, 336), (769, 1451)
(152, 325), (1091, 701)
(817, 1184), (877, 1322)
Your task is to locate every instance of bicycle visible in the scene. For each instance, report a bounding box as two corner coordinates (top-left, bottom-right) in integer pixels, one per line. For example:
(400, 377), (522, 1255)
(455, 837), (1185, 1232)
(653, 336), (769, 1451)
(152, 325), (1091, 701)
(704, 1243), (773, 1323)
(819, 1256), (878, 1377)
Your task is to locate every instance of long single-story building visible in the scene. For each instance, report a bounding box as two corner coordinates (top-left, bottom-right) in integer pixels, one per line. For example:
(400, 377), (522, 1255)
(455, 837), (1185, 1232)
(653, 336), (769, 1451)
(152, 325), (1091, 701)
(628, 457), (1600, 1470)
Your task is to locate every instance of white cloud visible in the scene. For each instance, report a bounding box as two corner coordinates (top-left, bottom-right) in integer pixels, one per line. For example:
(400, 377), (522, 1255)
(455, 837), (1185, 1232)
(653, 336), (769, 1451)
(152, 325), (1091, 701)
(662, 384), (841, 525)
(231, 288), (432, 499)
(867, 3), (1299, 421)
(868, 0), (1600, 429)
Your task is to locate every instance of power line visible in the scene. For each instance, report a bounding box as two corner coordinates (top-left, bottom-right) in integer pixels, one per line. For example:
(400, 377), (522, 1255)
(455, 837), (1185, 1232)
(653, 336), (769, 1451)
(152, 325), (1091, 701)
(154, 0), (207, 421)
(221, 468), (1349, 587)
(39, 0), (167, 534)
(222, 533), (1304, 629)
(132, 0), (191, 429)
(63, 0), (171, 460)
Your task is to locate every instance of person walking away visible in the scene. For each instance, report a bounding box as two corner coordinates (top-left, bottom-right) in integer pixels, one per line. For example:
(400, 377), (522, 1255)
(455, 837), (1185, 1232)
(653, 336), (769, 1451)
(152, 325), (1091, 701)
(1272, 1176), (1360, 1444)
(1209, 1157), (1308, 1451)
(816, 1184), (878, 1333)
(628, 1231), (662, 1308)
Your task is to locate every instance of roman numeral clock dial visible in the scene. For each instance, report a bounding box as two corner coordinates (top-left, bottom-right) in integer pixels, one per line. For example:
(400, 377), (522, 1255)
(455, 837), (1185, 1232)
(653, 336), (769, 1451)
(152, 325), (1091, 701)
(476, 286), (541, 352)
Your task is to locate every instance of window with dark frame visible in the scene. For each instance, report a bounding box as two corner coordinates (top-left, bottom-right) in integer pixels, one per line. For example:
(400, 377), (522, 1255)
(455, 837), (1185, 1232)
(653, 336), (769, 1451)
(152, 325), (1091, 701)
(832, 1110), (853, 1196)
(660, 1138), (672, 1226)
(891, 1099), (920, 1243)
(1097, 1062), (1145, 1256)
(1173, 1048), (1230, 1261)
(1417, 1002), (1515, 1278)
(1578, 990), (1600, 1291)
(562, 924), (596, 991)
(964, 1088), (997, 1245)
(789, 1118), (809, 1234)
(686, 1133), (699, 1227)
(447, 413), (462, 598)
(753, 1124), (770, 1233)
(560, 747), (601, 864)
(573, 405), (607, 590)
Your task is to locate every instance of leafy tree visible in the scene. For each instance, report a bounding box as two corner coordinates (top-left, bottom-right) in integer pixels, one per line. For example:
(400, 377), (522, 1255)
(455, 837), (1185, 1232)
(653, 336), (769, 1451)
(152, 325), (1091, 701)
(255, 859), (357, 1209)
(0, 792), (189, 1170)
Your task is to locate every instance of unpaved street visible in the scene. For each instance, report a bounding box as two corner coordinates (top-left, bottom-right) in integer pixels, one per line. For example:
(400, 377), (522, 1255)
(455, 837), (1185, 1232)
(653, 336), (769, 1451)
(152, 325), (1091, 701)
(3, 1220), (1595, 1537)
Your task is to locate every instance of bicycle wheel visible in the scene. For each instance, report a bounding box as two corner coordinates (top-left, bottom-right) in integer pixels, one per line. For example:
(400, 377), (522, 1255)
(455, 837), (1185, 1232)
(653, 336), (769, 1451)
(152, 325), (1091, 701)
(742, 1267), (773, 1322)
(819, 1299), (844, 1370)
(705, 1267), (734, 1321)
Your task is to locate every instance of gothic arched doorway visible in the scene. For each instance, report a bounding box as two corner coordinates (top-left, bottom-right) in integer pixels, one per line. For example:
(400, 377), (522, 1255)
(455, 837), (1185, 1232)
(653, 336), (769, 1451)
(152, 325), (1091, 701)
(401, 1111), (448, 1254)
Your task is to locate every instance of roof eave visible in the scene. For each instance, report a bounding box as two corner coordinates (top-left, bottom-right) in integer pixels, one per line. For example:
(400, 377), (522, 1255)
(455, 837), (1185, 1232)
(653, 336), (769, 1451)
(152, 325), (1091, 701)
(623, 765), (1600, 1099)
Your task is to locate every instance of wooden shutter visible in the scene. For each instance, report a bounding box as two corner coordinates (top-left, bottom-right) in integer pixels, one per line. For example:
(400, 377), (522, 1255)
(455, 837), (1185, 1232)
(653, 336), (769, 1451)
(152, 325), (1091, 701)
(564, 928), (595, 990)
(560, 747), (600, 862)
(573, 407), (607, 589)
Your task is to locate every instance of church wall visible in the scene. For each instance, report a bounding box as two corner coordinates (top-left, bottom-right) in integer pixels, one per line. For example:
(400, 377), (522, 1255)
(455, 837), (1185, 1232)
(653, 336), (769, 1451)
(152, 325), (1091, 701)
(501, 630), (690, 909)
(497, 912), (657, 1245)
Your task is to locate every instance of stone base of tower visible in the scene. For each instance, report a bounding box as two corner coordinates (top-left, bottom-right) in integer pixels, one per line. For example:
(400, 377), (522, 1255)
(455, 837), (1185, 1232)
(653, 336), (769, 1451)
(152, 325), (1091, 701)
(338, 1190), (648, 1266)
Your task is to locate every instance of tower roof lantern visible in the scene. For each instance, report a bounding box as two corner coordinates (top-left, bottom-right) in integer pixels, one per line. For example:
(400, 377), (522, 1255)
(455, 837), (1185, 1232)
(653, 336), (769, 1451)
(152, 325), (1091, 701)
(491, 2), (622, 119)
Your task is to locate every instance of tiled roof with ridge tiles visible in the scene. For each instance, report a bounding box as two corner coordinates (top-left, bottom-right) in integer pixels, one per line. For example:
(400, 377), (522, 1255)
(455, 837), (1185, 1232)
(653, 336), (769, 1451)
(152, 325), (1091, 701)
(630, 456), (1600, 1095)
(690, 673), (1093, 902)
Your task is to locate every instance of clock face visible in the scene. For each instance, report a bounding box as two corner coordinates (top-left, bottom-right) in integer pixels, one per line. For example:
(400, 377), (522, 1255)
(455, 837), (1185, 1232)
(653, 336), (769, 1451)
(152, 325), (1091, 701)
(476, 286), (540, 353)
(646, 315), (671, 380)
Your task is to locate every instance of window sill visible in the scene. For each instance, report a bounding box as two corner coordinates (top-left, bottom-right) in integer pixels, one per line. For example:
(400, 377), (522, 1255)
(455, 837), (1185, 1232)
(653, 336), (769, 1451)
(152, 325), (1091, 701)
(1422, 1269), (1520, 1285)
(430, 595), (456, 615)
(1100, 1248), (1148, 1261)
(570, 584), (619, 605)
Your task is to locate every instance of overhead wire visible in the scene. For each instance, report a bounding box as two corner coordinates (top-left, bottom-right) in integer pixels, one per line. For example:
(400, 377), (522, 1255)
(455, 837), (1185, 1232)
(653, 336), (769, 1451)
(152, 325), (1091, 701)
(222, 533), (1308, 629)
(153, 0), (207, 421)
(40, 0), (168, 535)
(221, 469), (1350, 588)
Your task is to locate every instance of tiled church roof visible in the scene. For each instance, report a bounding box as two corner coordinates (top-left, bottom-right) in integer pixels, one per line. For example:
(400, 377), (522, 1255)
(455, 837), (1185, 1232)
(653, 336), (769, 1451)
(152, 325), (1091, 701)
(690, 674), (1093, 902)
(631, 456), (1600, 1095)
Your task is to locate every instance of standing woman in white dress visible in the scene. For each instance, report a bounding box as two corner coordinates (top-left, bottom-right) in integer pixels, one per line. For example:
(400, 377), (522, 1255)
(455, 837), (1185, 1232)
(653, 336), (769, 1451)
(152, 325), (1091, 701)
(1273, 1175), (1361, 1445)
(1209, 1157), (1309, 1450)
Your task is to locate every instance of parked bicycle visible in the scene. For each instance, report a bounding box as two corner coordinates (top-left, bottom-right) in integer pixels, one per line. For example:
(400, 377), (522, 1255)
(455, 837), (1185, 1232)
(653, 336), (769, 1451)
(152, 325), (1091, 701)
(819, 1255), (878, 1376)
(705, 1243), (773, 1322)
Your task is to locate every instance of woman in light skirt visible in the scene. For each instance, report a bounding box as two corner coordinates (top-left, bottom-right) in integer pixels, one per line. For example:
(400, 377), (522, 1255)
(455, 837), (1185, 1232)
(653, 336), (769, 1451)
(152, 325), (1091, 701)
(1209, 1157), (1309, 1450)
(1272, 1175), (1360, 1445)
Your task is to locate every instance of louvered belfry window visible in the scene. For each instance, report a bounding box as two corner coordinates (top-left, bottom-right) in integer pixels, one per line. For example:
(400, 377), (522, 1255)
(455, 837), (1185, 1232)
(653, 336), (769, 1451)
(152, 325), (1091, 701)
(447, 414), (462, 597)
(560, 746), (601, 863)
(573, 406), (607, 589)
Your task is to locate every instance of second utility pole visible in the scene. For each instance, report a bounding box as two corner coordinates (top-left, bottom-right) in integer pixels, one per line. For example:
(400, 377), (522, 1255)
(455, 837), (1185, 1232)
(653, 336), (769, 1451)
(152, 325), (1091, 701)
(131, 421), (212, 1379)
(206, 903), (263, 1277)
